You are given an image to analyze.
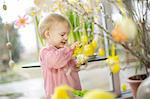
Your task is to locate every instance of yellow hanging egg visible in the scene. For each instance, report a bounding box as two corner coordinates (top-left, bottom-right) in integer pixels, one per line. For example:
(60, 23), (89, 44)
(110, 64), (120, 74)
(83, 44), (94, 56)
(81, 35), (88, 45)
(98, 48), (105, 56)
(83, 90), (116, 99)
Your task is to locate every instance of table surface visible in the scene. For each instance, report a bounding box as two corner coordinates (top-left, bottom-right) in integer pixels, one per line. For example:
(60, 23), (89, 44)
(22, 55), (107, 68)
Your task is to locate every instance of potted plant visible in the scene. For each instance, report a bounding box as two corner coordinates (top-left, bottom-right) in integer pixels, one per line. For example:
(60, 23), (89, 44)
(120, 1), (150, 99)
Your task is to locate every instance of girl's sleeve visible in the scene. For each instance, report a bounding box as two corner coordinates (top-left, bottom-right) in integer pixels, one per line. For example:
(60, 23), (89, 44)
(40, 47), (73, 69)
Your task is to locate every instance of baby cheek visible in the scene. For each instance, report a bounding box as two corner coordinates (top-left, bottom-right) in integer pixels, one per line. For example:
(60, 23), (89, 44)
(64, 34), (68, 40)
(55, 36), (62, 41)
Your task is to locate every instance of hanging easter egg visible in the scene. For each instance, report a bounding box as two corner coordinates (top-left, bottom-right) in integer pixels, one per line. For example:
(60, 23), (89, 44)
(112, 24), (128, 42)
(9, 60), (16, 67)
(119, 17), (137, 40)
(6, 42), (13, 49)
(112, 17), (137, 42)
(3, 4), (7, 10)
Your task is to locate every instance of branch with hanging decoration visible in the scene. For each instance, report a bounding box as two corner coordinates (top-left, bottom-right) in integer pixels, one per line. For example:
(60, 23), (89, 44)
(2, 1), (16, 68)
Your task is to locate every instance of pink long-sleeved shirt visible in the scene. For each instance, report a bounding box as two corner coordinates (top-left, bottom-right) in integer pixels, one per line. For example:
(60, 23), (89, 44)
(39, 45), (81, 99)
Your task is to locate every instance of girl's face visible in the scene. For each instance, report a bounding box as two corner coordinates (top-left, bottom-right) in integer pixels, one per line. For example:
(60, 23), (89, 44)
(48, 22), (70, 48)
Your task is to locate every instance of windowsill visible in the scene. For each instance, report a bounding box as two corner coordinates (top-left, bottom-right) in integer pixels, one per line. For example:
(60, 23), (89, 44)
(117, 90), (133, 99)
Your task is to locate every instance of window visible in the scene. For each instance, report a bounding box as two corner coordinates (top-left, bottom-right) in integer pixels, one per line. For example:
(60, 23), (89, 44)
(0, 0), (39, 66)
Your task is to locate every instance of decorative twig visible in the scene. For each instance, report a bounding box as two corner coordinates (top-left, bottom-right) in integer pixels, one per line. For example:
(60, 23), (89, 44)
(64, 0), (150, 75)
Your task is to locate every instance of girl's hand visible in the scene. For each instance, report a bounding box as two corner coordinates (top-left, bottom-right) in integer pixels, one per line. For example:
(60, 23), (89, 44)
(71, 42), (79, 50)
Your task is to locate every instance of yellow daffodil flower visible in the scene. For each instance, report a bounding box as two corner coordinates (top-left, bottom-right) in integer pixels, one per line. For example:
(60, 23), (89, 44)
(52, 85), (73, 99)
(81, 35), (88, 45)
(83, 44), (95, 57)
(91, 40), (98, 49)
(106, 56), (119, 65)
(98, 48), (105, 57)
(110, 63), (121, 74)
(73, 44), (83, 57)
(106, 56), (121, 74)
(82, 90), (116, 99)
(76, 54), (88, 67)
(121, 84), (127, 92)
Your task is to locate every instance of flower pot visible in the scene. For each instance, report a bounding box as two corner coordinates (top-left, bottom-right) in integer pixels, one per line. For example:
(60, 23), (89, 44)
(127, 74), (147, 99)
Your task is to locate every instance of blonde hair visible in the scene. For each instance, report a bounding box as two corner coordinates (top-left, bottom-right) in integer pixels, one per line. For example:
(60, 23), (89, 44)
(38, 14), (71, 38)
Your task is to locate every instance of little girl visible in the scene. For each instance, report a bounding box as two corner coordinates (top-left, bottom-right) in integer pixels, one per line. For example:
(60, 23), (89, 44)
(38, 14), (81, 99)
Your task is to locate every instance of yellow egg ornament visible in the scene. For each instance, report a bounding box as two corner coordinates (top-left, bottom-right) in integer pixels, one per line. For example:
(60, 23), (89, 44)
(82, 90), (116, 99)
(112, 24), (128, 42)
(112, 17), (137, 42)
(119, 17), (137, 41)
